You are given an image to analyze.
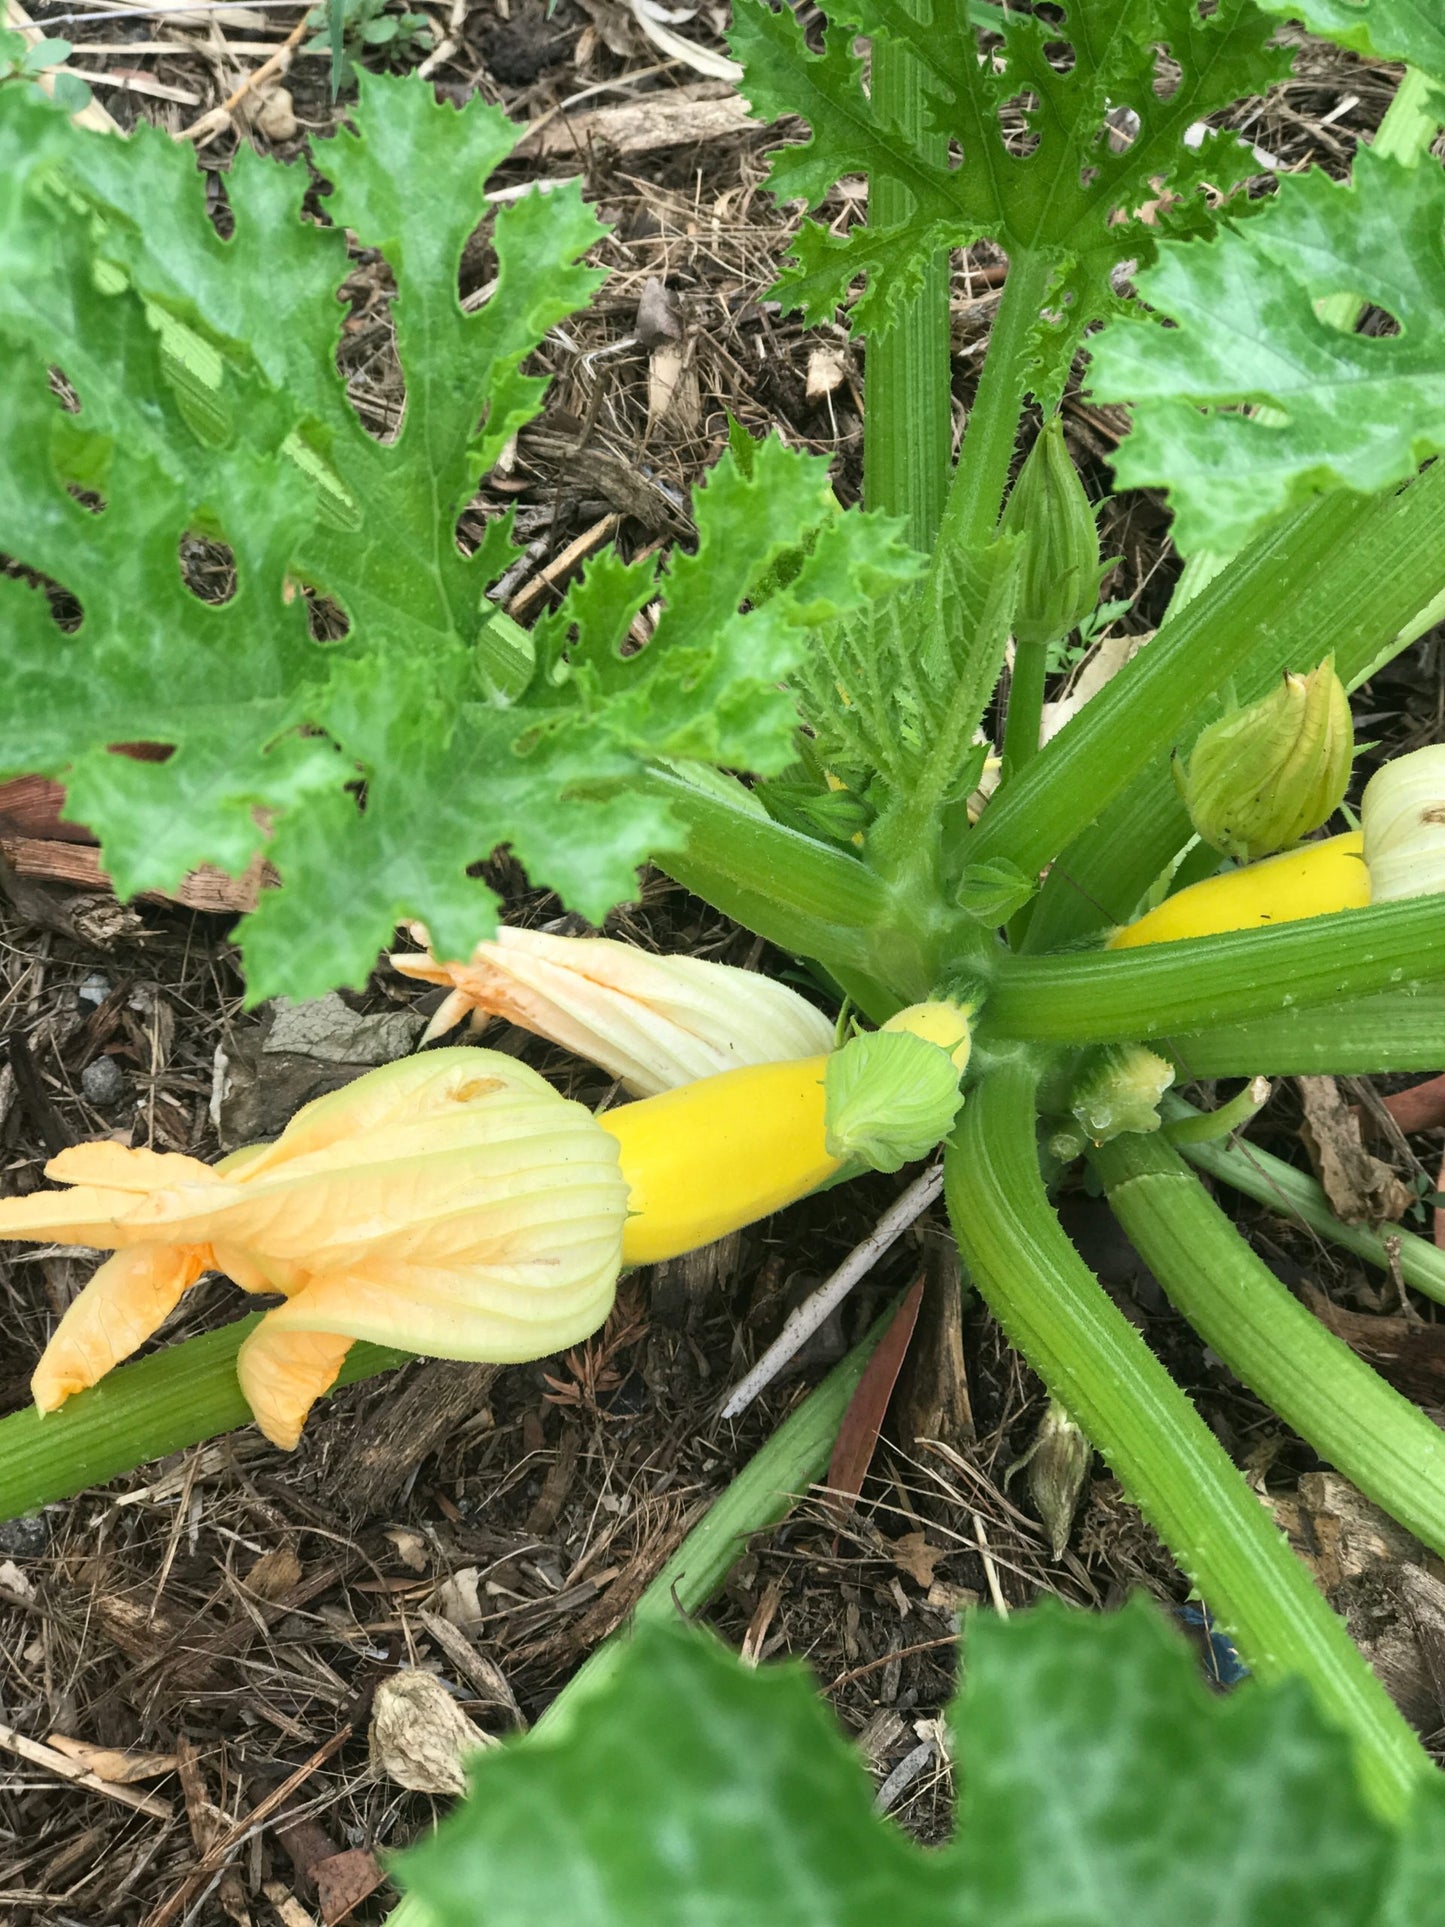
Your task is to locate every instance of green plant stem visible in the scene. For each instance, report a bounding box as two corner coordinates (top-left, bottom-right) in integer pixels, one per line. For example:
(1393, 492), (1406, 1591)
(935, 248), (1055, 560)
(1091, 1129), (1445, 1557)
(634, 767), (913, 1013)
(1001, 640), (1048, 782)
(1161, 1091), (1445, 1310)
(1163, 1077), (1269, 1143)
(862, 0), (951, 550)
(945, 1061), (1430, 1823)
(1166, 988), (1445, 1078)
(971, 461), (1445, 903)
(985, 896), (1445, 1046)
(0, 1316), (409, 1520)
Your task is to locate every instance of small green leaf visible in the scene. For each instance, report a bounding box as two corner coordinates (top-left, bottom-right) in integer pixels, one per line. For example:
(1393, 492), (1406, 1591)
(958, 856), (1036, 923)
(1090, 149), (1445, 553)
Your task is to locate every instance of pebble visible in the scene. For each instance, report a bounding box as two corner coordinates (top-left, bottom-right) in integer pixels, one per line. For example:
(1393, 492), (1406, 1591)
(0, 1513), (48, 1557)
(81, 1055), (127, 1106)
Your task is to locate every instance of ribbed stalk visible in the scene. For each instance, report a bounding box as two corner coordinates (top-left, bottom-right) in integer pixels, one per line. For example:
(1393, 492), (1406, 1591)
(985, 896), (1445, 1045)
(1162, 1092), (1445, 1310)
(862, 0), (952, 550)
(934, 249), (1055, 560)
(1008, 460), (1445, 947)
(1166, 988), (1445, 1078)
(0, 1317), (409, 1520)
(945, 1062), (1429, 1821)
(1091, 1129), (1445, 1556)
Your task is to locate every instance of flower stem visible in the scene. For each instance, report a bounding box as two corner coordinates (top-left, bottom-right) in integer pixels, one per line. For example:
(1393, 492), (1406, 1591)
(945, 1061), (1430, 1822)
(1001, 641), (1048, 782)
(1091, 1128), (1445, 1557)
(1161, 1091), (1445, 1310)
(0, 1317), (408, 1521)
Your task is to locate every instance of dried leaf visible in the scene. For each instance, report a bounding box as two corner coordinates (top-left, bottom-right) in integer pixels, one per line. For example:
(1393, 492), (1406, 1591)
(243, 1544), (303, 1602)
(432, 1567), (484, 1628)
(45, 1734), (179, 1783)
(1297, 1075), (1411, 1225)
(313, 1847), (388, 1925)
(805, 345), (847, 402)
(369, 1670), (495, 1795)
(890, 1531), (945, 1588)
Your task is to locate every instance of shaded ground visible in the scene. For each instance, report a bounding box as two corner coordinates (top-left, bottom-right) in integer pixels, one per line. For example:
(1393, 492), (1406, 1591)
(2, 7), (1445, 1922)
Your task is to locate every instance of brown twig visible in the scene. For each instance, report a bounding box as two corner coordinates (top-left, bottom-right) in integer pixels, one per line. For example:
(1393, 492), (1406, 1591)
(178, 12), (308, 145)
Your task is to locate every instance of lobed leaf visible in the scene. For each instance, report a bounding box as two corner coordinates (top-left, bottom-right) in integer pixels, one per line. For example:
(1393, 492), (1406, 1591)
(397, 1600), (1445, 1927)
(0, 71), (915, 1000)
(1089, 148), (1445, 554)
(731, 0), (1289, 370)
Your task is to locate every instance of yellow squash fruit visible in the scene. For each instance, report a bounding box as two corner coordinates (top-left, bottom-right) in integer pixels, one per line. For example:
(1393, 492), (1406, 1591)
(1108, 832), (1369, 949)
(600, 1054), (838, 1266)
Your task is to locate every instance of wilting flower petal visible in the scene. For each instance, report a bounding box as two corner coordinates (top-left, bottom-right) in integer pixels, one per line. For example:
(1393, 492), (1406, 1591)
(391, 923), (835, 1095)
(7, 1050), (630, 1448)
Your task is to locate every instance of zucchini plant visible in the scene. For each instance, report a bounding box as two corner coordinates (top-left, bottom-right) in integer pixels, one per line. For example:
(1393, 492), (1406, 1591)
(4, 0), (1445, 1839)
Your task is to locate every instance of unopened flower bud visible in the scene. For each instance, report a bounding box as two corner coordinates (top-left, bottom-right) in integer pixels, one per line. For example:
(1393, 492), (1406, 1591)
(1070, 1044), (1174, 1146)
(1177, 658), (1353, 864)
(999, 416), (1107, 647)
(1362, 743), (1445, 903)
(881, 999), (973, 1071)
(824, 1030), (963, 1174)
(1025, 1400), (1093, 1558)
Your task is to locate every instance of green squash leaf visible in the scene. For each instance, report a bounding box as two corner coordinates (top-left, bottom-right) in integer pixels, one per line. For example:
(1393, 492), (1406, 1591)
(397, 1599), (1445, 1927)
(1089, 148), (1445, 554)
(1251, 0), (1445, 77)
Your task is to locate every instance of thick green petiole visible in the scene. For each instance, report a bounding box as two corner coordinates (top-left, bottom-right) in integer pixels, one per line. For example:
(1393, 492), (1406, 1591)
(1162, 1091), (1445, 1310)
(946, 1061), (1430, 1822)
(862, 0), (952, 550)
(1166, 990), (1445, 1078)
(0, 1318), (409, 1521)
(986, 897), (1445, 1045)
(1091, 1130), (1445, 1558)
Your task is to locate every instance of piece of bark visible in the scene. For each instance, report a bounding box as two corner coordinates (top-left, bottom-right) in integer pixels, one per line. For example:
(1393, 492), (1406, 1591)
(825, 1277), (925, 1516)
(1297, 1075), (1412, 1225)
(893, 1231), (975, 1447)
(1302, 1284), (1445, 1409)
(516, 87), (750, 160)
(336, 1360), (500, 1512)
(1380, 1073), (1445, 1136)
(314, 1848), (388, 1926)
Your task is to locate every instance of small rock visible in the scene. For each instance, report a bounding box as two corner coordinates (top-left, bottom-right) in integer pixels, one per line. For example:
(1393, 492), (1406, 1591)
(81, 1055), (126, 1106)
(0, 1513), (48, 1557)
(77, 972), (112, 1008)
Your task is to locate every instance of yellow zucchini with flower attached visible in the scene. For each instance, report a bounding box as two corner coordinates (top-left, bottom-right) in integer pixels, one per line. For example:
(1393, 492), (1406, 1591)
(1108, 832), (1368, 950)
(600, 1054), (839, 1265)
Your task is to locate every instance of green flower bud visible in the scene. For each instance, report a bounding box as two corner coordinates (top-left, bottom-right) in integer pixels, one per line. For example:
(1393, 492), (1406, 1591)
(1362, 743), (1445, 903)
(999, 416), (1107, 647)
(1025, 1401), (1093, 1559)
(1176, 658), (1353, 864)
(1069, 1044), (1174, 1146)
(824, 1030), (963, 1174)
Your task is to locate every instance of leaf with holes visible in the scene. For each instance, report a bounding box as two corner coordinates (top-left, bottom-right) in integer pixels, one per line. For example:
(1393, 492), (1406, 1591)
(730, 0), (1289, 373)
(1089, 147), (1445, 554)
(0, 70), (915, 999)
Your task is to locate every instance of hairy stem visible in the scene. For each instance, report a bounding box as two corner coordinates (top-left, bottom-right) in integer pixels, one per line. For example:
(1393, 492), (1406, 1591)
(1092, 1129), (1445, 1556)
(985, 896), (1445, 1045)
(862, 0), (952, 550)
(1001, 641), (1048, 782)
(1166, 988), (1445, 1079)
(935, 248), (1054, 560)
(946, 1062), (1430, 1822)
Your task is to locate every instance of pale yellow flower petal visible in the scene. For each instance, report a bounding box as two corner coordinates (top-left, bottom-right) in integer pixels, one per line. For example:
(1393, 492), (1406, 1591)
(31, 1244), (211, 1411)
(235, 1322), (355, 1451)
(392, 925), (835, 1095)
(45, 1142), (218, 1193)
